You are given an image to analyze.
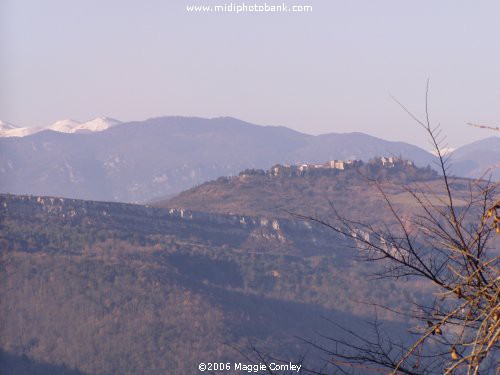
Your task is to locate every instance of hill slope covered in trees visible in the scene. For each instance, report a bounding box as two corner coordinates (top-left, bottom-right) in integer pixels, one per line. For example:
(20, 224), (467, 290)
(1, 190), (426, 374)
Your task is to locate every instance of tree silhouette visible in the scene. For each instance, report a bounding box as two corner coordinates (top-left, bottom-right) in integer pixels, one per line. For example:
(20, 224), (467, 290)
(283, 83), (499, 374)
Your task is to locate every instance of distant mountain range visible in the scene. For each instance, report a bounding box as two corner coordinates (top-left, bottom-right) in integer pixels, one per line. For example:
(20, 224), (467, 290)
(449, 137), (500, 180)
(0, 120), (41, 137)
(0, 117), (121, 137)
(0, 116), (497, 203)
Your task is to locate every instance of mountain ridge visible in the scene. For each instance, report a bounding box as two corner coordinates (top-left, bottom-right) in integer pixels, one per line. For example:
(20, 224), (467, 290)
(0, 116), (496, 203)
(0, 117), (122, 137)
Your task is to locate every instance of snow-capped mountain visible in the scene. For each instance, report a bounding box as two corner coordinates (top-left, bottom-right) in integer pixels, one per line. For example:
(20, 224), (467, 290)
(0, 117), (122, 137)
(0, 120), (42, 137)
(48, 119), (82, 133)
(72, 117), (122, 133)
(0, 120), (18, 131)
(48, 117), (122, 134)
(430, 147), (455, 156)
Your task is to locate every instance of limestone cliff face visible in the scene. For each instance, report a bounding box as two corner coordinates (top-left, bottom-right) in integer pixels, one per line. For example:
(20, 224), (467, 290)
(0, 194), (347, 257)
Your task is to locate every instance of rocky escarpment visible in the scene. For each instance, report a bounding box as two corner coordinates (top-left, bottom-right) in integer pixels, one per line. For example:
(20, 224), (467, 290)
(0, 194), (352, 257)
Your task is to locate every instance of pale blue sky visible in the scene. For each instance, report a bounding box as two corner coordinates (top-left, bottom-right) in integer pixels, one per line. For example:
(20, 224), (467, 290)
(1, 0), (499, 148)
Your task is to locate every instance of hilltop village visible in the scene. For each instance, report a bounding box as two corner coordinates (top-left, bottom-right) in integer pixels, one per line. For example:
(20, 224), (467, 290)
(239, 156), (416, 178)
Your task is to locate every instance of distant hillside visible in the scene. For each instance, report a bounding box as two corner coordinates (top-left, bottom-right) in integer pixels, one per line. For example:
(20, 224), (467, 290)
(0, 193), (424, 374)
(0, 116), (439, 203)
(160, 160), (468, 221)
(450, 136), (500, 180)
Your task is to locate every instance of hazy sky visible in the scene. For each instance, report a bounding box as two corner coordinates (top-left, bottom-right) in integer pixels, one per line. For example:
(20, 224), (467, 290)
(1, 0), (499, 149)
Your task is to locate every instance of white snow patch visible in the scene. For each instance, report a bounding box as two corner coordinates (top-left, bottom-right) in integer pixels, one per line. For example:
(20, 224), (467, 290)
(0, 117), (123, 137)
(153, 174), (168, 183)
(72, 117), (122, 133)
(0, 120), (42, 137)
(430, 147), (455, 156)
(48, 119), (82, 133)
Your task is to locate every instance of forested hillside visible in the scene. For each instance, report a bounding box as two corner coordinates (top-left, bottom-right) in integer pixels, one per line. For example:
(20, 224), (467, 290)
(1, 193), (423, 374)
